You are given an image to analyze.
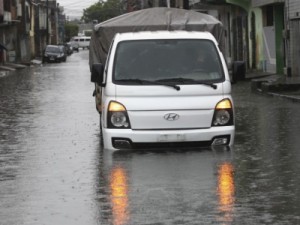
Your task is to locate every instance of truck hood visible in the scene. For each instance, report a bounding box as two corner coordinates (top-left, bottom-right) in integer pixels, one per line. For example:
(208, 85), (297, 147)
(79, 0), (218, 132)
(105, 81), (231, 130)
(113, 82), (230, 110)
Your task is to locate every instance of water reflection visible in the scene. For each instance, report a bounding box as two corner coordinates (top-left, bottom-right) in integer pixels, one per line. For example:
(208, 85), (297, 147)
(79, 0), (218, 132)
(96, 147), (236, 224)
(110, 166), (129, 225)
(217, 162), (235, 224)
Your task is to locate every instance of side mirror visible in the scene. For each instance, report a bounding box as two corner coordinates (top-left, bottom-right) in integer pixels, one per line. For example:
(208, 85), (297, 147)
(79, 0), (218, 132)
(232, 61), (246, 83)
(91, 63), (104, 85)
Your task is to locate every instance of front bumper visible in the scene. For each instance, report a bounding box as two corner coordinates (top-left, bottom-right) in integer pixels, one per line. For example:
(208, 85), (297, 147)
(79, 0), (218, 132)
(102, 126), (235, 150)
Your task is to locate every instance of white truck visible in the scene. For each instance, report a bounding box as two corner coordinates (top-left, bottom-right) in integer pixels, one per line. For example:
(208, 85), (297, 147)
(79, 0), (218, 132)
(90, 8), (241, 150)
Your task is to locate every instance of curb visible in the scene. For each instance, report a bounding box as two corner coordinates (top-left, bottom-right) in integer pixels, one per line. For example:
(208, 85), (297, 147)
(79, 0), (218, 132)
(250, 75), (300, 102)
(267, 92), (300, 102)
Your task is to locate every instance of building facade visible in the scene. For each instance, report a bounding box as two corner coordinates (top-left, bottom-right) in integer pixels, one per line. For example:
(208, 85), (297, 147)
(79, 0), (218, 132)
(0, 0), (65, 64)
(121, 0), (293, 76)
(250, 0), (285, 75)
(0, 0), (21, 63)
(191, 0), (285, 75)
(2, 0), (300, 77)
(287, 0), (300, 76)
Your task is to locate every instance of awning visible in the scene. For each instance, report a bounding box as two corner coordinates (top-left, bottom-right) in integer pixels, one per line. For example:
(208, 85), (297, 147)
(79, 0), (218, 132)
(226, 0), (250, 10)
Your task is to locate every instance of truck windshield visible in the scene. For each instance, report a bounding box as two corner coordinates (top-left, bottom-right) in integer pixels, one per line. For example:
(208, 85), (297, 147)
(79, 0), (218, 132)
(113, 39), (224, 84)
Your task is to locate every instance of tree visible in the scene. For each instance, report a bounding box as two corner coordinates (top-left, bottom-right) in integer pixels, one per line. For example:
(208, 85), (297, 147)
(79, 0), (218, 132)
(81, 0), (122, 23)
(64, 23), (79, 42)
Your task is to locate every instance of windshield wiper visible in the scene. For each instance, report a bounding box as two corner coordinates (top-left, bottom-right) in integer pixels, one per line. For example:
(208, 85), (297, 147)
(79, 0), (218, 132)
(116, 79), (181, 91)
(156, 78), (218, 90)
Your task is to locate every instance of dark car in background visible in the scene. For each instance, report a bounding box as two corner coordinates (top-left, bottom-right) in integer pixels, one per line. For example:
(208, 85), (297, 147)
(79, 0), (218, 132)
(42, 45), (67, 63)
(68, 41), (79, 52)
(65, 43), (73, 55)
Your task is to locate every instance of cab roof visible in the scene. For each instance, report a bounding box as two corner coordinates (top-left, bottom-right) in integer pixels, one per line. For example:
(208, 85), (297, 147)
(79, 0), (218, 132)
(114, 31), (217, 43)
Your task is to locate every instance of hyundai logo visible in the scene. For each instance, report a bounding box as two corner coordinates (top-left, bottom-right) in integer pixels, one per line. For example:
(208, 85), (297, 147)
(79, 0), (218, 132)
(164, 113), (180, 121)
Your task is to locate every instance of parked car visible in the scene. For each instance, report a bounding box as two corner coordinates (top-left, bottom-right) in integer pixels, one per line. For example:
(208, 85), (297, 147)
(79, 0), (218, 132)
(68, 41), (79, 52)
(59, 45), (68, 62)
(43, 45), (67, 63)
(64, 43), (73, 55)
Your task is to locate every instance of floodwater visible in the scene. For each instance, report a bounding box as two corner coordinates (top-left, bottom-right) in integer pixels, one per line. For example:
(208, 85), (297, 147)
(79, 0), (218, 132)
(0, 50), (300, 225)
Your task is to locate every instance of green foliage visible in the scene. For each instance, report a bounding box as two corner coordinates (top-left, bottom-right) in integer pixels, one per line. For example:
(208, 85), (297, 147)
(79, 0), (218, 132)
(81, 0), (122, 23)
(64, 23), (79, 42)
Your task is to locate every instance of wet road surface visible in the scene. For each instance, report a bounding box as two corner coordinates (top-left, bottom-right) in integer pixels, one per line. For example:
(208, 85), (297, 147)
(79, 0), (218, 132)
(0, 50), (300, 225)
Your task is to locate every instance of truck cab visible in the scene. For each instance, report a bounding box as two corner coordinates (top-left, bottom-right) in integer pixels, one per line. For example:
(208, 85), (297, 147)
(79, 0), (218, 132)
(91, 31), (235, 150)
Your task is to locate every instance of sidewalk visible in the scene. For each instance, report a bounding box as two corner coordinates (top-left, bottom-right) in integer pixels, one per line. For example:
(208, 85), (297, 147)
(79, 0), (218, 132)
(0, 60), (42, 78)
(249, 72), (300, 102)
(0, 62), (28, 71)
(0, 60), (42, 71)
(0, 64), (17, 71)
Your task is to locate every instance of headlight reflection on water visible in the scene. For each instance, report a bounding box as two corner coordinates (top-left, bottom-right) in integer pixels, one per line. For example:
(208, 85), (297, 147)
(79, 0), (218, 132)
(110, 166), (129, 225)
(217, 162), (235, 223)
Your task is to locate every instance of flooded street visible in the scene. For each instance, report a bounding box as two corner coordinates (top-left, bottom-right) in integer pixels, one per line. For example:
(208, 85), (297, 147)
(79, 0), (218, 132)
(0, 52), (100, 224)
(0, 50), (300, 225)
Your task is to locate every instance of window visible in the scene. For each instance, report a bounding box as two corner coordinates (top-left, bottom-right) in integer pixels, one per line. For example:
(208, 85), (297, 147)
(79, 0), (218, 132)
(4, 0), (11, 11)
(263, 5), (274, 26)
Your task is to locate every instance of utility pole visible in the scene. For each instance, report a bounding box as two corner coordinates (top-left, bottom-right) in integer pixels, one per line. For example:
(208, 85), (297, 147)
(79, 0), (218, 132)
(46, 0), (49, 44)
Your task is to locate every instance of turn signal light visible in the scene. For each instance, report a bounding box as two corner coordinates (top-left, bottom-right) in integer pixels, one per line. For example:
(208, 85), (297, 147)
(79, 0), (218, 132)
(216, 99), (232, 110)
(109, 101), (126, 112)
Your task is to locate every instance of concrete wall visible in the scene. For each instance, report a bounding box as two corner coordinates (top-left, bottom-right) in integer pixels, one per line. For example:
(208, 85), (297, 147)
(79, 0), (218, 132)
(288, 0), (300, 76)
(288, 0), (300, 19)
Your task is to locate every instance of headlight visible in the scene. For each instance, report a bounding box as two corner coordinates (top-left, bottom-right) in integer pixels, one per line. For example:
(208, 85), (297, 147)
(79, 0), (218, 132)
(213, 110), (231, 126)
(111, 112), (129, 127)
(107, 101), (131, 129)
(212, 99), (234, 126)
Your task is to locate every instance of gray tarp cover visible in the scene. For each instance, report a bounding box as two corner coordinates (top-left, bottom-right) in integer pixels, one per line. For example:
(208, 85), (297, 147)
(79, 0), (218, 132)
(89, 7), (223, 68)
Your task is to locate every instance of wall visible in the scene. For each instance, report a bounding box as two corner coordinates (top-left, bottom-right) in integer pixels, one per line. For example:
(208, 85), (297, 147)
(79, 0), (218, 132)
(0, 0), (3, 16)
(288, 0), (300, 19)
(287, 0), (300, 76)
